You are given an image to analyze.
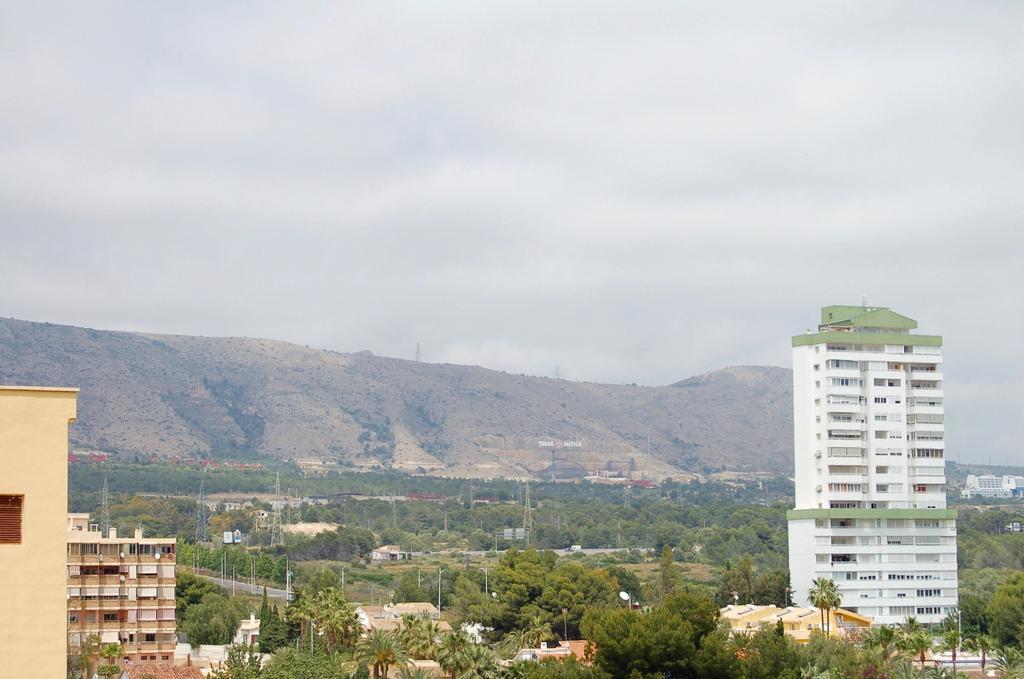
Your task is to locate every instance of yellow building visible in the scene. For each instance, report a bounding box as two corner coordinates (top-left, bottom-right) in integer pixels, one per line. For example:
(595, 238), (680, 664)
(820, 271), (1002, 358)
(0, 385), (78, 678)
(67, 514), (178, 662)
(720, 604), (873, 643)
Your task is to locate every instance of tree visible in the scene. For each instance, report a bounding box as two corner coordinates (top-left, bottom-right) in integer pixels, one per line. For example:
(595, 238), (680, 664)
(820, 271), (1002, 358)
(257, 589), (290, 653)
(356, 630), (408, 679)
(987, 572), (1024, 646)
(304, 567), (342, 595)
(860, 624), (904, 673)
(400, 616), (443, 660)
(993, 646), (1024, 679)
(807, 578), (841, 636)
(961, 632), (995, 672)
(261, 648), (351, 679)
(461, 642), (499, 679)
(177, 570), (225, 617)
(436, 631), (473, 679)
(898, 629), (933, 673)
(659, 546), (679, 597)
(581, 590), (738, 678)
(96, 643), (124, 678)
(937, 628), (960, 678)
(210, 644), (263, 679)
(735, 627), (802, 679)
(72, 633), (102, 679)
(182, 593), (247, 646)
(311, 587), (360, 652)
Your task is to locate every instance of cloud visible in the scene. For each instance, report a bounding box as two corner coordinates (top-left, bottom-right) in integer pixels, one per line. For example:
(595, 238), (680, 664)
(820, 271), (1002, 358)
(0, 1), (1021, 463)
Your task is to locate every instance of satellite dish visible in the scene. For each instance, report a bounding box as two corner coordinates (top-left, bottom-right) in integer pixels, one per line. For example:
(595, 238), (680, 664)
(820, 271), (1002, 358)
(155, 553), (161, 560)
(491, 592), (497, 599)
(618, 591), (630, 601)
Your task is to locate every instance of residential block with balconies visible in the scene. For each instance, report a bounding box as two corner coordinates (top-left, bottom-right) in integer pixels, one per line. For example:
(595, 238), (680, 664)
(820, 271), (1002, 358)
(787, 305), (958, 625)
(66, 514), (178, 663)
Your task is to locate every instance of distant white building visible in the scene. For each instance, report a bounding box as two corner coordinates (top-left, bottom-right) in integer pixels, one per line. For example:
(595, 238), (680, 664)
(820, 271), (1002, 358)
(787, 305), (958, 626)
(961, 474), (1024, 498)
(370, 545), (411, 561)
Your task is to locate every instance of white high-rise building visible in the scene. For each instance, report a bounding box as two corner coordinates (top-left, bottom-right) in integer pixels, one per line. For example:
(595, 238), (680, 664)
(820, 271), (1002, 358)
(787, 305), (958, 625)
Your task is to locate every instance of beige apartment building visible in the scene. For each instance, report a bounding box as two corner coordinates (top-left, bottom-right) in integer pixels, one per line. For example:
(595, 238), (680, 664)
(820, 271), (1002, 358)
(67, 514), (178, 662)
(0, 385), (78, 678)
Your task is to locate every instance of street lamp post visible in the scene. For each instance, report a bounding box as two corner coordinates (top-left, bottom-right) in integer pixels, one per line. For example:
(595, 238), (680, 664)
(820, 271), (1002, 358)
(481, 567), (489, 595)
(438, 568), (446, 611)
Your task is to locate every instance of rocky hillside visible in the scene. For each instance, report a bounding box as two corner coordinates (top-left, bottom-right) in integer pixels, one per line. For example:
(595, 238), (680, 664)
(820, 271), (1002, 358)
(0, 317), (793, 478)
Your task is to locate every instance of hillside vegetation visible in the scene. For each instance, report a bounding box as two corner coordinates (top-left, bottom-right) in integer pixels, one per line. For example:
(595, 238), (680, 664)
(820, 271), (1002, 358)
(0, 317), (792, 477)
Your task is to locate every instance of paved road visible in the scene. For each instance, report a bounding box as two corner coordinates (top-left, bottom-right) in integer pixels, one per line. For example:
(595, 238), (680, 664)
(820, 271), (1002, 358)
(199, 573), (292, 600)
(452, 547), (651, 558)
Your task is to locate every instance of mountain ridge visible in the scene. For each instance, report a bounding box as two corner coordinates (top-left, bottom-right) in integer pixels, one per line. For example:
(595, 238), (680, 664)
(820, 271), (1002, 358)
(0, 317), (794, 478)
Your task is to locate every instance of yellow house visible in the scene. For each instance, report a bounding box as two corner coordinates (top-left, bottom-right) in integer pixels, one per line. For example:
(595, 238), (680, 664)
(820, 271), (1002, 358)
(720, 604), (872, 643)
(0, 385), (78, 678)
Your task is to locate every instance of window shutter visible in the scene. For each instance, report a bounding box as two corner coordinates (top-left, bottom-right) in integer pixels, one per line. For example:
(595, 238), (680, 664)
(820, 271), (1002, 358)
(0, 495), (24, 544)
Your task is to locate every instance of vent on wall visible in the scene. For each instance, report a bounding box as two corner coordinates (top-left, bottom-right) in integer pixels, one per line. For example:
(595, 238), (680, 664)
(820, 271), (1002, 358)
(0, 495), (24, 544)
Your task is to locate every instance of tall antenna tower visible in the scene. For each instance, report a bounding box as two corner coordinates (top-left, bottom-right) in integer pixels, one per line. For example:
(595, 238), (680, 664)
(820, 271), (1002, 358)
(99, 476), (111, 537)
(194, 479), (209, 544)
(415, 342), (421, 362)
(270, 472), (283, 547)
(523, 481), (533, 546)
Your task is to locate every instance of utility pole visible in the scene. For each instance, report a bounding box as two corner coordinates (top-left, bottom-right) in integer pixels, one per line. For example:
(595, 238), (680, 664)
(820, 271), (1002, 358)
(438, 568), (445, 611)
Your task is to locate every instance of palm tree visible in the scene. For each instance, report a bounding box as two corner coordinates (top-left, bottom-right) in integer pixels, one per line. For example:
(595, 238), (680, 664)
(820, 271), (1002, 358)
(898, 628), (933, 674)
(861, 624), (904, 670)
(727, 631), (755, 661)
(399, 669), (435, 679)
(286, 594), (317, 646)
(807, 577), (841, 636)
(523, 615), (551, 648)
(936, 628), (960, 677)
(961, 632), (995, 672)
(356, 629), (409, 679)
(313, 587), (360, 652)
(436, 631), (473, 679)
(96, 643), (125, 678)
(993, 646), (1024, 679)
(460, 643), (500, 679)
(902, 616), (924, 635)
(498, 629), (530, 660)
(401, 616), (443, 660)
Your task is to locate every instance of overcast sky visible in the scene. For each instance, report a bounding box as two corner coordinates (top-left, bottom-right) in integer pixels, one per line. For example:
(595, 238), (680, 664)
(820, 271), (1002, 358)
(1, 2), (1021, 464)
